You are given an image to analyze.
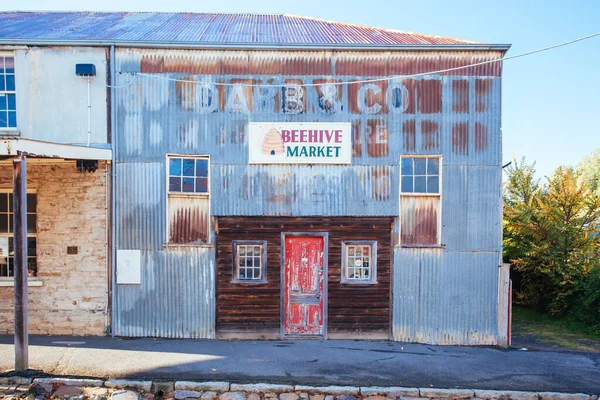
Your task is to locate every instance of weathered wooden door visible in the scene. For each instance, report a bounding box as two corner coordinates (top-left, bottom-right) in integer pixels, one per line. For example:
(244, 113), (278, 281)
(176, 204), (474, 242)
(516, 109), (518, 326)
(283, 235), (326, 337)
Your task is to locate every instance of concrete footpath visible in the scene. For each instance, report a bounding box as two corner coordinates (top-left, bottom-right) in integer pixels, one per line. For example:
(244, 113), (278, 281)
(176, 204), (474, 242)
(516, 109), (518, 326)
(0, 336), (599, 396)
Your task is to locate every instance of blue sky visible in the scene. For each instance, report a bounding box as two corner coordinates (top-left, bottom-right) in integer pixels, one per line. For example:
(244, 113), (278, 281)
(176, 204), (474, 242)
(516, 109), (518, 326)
(5, 0), (600, 177)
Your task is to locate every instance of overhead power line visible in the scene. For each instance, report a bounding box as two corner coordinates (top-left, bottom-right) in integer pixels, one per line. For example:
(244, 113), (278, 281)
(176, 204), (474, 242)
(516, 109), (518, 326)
(107, 31), (600, 89)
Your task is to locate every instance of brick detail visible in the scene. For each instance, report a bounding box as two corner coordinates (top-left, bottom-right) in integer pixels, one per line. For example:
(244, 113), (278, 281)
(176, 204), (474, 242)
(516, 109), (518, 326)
(0, 161), (109, 335)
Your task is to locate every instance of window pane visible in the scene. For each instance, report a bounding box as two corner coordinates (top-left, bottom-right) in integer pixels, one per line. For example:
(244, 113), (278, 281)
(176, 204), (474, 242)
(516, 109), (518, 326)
(347, 246), (354, 256)
(28, 237), (36, 256)
(0, 95), (6, 110)
(168, 177), (181, 192)
(427, 176), (440, 193)
(182, 159), (195, 176)
(27, 214), (36, 233)
(239, 268), (246, 279)
(0, 111), (6, 127)
(8, 111), (16, 128)
(195, 177), (208, 193)
(0, 57), (4, 73)
(169, 158), (181, 176)
(5, 58), (14, 73)
(238, 246), (246, 256)
(6, 75), (15, 91)
(427, 158), (440, 175)
(27, 194), (36, 213)
(182, 177), (194, 192)
(196, 159), (208, 177)
(9, 214), (13, 233)
(7, 94), (16, 110)
(253, 246), (261, 256)
(414, 158), (426, 175)
(0, 214), (8, 233)
(401, 158), (413, 175)
(414, 176), (427, 193)
(0, 78), (4, 92)
(401, 176), (413, 192)
(0, 194), (7, 213)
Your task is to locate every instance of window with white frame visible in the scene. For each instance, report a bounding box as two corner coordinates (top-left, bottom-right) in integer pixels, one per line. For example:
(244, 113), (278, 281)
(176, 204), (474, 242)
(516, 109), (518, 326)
(0, 191), (37, 278)
(400, 156), (442, 245)
(341, 241), (377, 284)
(232, 240), (267, 283)
(0, 55), (17, 129)
(166, 155), (210, 244)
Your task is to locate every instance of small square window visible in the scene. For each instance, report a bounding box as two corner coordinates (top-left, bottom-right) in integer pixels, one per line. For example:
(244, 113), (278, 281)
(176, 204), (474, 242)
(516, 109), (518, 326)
(232, 241), (267, 283)
(341, 241), (377, 284)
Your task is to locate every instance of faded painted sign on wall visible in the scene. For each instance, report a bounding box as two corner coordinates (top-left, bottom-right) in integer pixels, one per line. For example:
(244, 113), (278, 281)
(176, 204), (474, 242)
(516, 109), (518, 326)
(248, 122), (351, 164)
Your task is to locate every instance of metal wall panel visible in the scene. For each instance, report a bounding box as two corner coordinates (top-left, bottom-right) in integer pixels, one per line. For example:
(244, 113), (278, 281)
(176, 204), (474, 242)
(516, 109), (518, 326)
(114, 247), (215, 339)
(113, 48), (503, 342)
(392, 248), (499, 345)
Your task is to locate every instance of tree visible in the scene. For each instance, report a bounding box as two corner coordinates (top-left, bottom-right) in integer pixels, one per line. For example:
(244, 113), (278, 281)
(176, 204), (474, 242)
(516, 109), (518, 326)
(503, 158), (600, 315)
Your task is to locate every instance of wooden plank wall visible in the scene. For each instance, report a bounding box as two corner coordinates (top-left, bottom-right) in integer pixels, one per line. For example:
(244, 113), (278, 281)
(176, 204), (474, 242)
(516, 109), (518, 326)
(216, 217), (393, 339)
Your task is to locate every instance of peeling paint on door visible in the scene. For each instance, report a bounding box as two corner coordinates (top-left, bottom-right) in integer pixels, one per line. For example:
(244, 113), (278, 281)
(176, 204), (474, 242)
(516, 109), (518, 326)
(283, 236), (325, 337)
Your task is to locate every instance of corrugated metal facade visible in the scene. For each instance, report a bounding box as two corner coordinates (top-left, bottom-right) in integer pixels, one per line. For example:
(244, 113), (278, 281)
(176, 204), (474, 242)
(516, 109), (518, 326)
(114, 48), (503, 343)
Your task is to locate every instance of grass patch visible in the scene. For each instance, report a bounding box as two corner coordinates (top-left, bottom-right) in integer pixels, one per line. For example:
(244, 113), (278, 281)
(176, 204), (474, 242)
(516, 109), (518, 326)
(512, 306), (600, 352)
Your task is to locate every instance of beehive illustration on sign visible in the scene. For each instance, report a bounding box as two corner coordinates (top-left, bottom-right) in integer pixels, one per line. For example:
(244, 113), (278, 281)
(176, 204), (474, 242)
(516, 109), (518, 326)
(261, 127), (285, 155)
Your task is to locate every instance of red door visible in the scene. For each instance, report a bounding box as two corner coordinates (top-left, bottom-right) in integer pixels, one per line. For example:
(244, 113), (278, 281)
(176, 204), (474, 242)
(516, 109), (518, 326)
(283, 236), (325, 337)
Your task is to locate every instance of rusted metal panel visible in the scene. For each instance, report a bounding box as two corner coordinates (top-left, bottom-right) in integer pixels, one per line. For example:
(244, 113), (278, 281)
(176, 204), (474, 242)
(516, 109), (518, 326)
(400, 196), (440, 245)
(0, 12), (489, 46)
(113, 247), (215, 338)
(168, 196), (209, 244)
(392, 248), (499, 345)
(283, 235), (325, 336)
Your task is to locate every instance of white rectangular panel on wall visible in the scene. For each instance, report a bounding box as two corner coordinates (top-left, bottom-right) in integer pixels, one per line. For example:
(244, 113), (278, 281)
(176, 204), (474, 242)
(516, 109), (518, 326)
(249, 122), (351, 164)
(117, 250), (141, 284)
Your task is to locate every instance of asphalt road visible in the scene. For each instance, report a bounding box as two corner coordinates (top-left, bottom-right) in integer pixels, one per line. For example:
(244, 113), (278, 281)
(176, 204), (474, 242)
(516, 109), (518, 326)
(0, 336), (599, 394)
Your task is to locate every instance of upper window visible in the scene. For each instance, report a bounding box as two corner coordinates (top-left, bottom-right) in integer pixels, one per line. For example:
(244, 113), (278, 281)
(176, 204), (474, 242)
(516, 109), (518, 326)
(0, 56), (16, 129)
(400, 156), (442, 246)
(168, 156), (209, 194)
(341, 241), (377, 284)
(401, 156), (440, 194)
(0, 192), (37, 278)
(232, 240), (267, 283)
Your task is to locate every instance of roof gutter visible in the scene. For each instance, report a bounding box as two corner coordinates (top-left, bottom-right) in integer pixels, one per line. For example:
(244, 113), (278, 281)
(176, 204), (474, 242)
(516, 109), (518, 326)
(0, 38), (512, 52)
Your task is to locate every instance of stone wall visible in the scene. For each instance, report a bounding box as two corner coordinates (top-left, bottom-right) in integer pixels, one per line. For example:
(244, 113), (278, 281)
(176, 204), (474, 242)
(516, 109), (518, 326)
(0, 161), (109, 335)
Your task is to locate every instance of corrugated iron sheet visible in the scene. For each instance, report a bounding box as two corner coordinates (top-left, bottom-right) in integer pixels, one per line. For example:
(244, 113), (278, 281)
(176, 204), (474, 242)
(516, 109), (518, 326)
(113, 47), (503, 342)
(392, 248), (499, 345)
(0, 11), (485, 46)
(113, 247), (215, 338)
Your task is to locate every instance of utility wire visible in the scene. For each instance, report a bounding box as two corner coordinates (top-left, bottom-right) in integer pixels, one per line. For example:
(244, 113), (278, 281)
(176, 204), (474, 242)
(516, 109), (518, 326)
(108, 31), (600, 88)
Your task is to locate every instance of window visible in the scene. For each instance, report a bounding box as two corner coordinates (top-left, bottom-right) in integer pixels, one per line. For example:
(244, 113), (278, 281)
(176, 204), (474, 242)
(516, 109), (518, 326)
(401, 157), (440, 194)
(166, 155), (210, 244)
(232, 240), (267, 283)
(0, 192), (37, 278)
(341, 241), (377, 284)
(168, 156), (209, 193)
(0, 55), (16, 129)
(400, 156), (442, 246)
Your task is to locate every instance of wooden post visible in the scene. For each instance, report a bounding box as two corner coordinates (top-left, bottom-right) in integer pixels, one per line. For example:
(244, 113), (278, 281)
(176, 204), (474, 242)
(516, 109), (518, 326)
(13, 155), (28, 371)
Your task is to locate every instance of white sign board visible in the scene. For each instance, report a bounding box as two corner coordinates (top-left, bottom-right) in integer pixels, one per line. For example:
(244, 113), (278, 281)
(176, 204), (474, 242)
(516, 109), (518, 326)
(249, 122), (351, 164)
(117, 250), (141, 285)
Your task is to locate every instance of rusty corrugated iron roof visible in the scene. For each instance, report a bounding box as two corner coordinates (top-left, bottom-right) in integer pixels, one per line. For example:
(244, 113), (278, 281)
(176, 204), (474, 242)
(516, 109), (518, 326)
(0, 11), (488, 47)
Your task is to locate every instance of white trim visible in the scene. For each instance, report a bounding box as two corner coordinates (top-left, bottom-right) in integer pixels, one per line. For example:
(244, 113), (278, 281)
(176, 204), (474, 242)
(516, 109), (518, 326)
(0, 139), (112, 160)
(0, 279), (43, 287)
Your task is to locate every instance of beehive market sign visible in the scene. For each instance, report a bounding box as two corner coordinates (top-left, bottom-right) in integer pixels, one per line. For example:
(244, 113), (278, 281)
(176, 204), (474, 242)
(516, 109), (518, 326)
(249, 122), (351, 164)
